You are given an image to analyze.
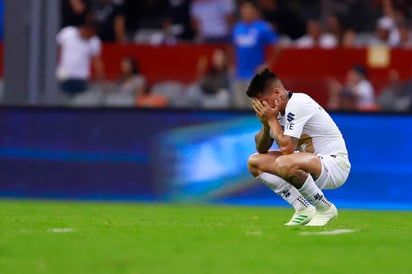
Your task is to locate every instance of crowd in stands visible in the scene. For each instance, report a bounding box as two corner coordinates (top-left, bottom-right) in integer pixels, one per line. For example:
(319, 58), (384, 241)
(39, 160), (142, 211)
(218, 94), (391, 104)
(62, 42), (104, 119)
(58, 0), (412, 112)
(61, 0), (412, 47)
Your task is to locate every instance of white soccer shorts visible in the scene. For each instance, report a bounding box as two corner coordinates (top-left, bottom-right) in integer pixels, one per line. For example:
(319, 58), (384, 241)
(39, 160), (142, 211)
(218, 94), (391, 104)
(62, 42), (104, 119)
(315, 153), (351, 190)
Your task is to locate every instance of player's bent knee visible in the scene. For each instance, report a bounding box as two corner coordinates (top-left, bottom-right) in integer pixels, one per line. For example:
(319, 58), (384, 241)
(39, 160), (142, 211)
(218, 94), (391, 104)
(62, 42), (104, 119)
(247, 153), (261, 177)
(247, 153), (259, 166)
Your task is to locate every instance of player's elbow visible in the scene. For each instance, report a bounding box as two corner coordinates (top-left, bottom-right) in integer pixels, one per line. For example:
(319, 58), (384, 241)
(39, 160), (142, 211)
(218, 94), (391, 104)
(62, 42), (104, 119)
(278, 136), (297, 155)
(279, 146), (295, 155)
(279, 143), (296, 155)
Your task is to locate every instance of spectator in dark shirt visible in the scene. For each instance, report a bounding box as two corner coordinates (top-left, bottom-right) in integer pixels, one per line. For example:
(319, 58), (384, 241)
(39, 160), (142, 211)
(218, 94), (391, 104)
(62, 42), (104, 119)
(91, 0), (126, 43)
(163, 0), (195, 42)
(135, 0), (170, 30)
(258, 0), (306, 40)
(61, 0), (91, 28)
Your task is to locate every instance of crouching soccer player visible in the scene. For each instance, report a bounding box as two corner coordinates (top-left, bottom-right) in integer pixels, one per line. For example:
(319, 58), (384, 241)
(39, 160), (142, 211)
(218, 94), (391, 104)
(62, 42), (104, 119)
(246, 69), (351, 226)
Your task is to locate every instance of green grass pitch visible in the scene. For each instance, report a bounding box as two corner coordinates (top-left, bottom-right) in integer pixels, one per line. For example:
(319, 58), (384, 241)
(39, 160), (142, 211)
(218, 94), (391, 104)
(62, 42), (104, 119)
(0, 200), (411, 274)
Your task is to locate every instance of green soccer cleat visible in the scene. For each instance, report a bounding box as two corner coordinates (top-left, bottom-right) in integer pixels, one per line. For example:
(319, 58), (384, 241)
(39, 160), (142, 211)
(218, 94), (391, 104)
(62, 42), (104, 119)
(284, 205), (316, 226)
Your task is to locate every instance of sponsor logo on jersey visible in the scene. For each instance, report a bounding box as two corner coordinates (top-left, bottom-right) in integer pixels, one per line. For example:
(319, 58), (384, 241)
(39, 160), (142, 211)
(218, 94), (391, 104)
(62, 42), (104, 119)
(287, 112), (295, 122)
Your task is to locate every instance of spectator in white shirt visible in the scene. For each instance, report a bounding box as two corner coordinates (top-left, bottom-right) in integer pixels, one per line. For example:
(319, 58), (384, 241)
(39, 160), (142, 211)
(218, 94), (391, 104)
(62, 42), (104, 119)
(295, 19), (337, 49)
(368, 16), (399, 47)
(190, 0), (235, 43)
(56, 20), (104, 96)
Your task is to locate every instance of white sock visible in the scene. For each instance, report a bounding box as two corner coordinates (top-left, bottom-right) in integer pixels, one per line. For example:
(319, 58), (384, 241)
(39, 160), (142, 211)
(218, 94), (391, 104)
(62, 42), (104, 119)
(256, 173), (312, 211)
(298, 174), (331, 210)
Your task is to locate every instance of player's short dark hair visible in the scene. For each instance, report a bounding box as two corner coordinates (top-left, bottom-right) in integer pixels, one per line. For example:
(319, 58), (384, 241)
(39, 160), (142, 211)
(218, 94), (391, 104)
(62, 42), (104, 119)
(246, 68), (279, 98)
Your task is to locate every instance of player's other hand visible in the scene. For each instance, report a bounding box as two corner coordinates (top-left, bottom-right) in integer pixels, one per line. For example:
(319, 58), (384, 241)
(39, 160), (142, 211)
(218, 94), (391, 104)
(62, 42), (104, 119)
(252, 98), (278, 124)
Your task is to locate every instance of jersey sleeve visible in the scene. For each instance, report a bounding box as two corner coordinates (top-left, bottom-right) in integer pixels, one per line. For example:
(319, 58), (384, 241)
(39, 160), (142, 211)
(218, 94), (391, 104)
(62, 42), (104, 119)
(283, 96), (315, 139)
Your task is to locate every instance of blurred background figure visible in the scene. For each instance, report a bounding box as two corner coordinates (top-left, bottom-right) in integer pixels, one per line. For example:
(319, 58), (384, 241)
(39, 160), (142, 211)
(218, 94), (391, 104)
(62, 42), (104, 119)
(396, 20), (412, 48)
(190, 0), (235, 43)
(257, 0), (305, 42)
(91, 0), (126, 43)
(105, 56), (147, 107)
(368, 16), (398, 46)
(401, 69), (412, 112)
(377, 69), (411, 112)
(257, 0), (279, 31)
(187, 49), (231, 109)
(61, 0), (91, 28)
(326, 14), (346, 46)
(130, 0), (172, 45)
(56, 19), (104, 99)
(341, 28), (357, 48)
(160, 19), (178, 45)
(327, 65), (376, 111)
(162, 0), (195, 43)
(295, 19), (337, 48)
(367, 0), (409, 47)
(231, 0), (279, 109)
(346, 65), (376, 111)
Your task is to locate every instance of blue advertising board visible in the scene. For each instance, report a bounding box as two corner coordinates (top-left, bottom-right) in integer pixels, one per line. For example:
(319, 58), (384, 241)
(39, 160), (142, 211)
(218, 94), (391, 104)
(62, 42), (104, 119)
(0, 107), (411, 210)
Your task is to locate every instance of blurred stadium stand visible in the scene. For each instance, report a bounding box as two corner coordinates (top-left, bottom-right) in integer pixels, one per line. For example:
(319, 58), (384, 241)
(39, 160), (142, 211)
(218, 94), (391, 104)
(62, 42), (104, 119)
(1, 0), (412, 110)
(1, 43), (412, 109)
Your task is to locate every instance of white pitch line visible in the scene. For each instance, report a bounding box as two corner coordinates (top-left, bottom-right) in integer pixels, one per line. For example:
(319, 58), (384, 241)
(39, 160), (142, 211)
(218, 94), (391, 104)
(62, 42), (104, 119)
(48, 228), (76, 233)
(300, 229), (356, 236)
(246, 230), (262, 236)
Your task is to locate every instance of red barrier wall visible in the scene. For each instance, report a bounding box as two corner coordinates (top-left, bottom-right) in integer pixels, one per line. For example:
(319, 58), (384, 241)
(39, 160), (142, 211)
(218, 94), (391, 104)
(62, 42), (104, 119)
(100, 44), (412, 106)
(1, 43), (411, 106)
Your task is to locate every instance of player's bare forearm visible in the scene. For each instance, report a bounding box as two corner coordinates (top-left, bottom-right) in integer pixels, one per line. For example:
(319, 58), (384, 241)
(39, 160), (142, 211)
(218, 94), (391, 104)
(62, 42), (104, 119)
(268, 118), (297, 155)
(255, 123), (273, 153)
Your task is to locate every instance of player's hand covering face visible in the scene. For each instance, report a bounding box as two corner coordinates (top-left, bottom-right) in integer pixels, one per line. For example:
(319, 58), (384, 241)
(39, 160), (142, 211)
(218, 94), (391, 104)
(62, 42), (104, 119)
(252, 98), (279, 124)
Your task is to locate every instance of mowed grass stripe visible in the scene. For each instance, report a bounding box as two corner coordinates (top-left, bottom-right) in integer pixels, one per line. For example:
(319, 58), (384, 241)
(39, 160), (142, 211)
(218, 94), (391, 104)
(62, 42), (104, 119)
(0, 200), (411, 274)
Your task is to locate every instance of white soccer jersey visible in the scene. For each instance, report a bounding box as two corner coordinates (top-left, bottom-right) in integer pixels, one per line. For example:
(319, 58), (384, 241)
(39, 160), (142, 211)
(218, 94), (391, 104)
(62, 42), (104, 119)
(274, 93), (348, 155)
